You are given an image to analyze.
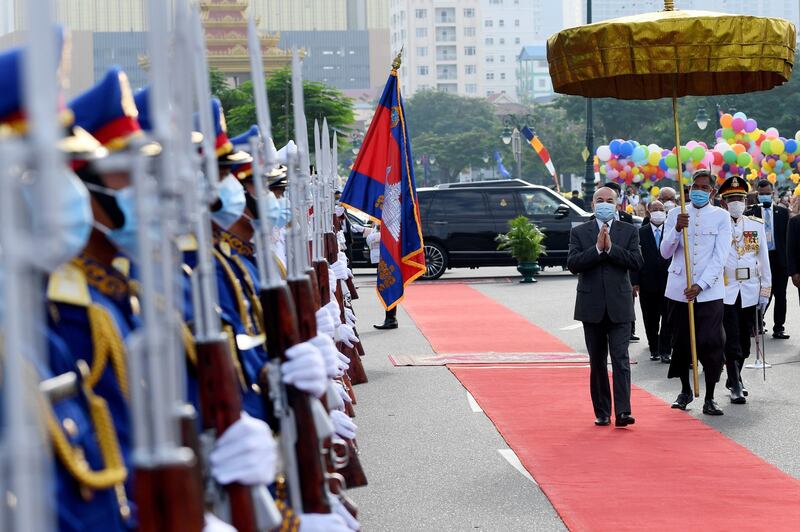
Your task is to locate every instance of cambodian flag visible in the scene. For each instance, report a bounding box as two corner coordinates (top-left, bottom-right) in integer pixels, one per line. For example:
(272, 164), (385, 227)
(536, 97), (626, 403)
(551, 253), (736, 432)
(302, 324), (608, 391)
(340, 63), (426, 310)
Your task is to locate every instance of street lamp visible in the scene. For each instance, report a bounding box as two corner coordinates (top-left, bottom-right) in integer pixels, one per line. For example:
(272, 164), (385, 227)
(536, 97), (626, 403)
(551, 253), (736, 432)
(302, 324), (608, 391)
(351, 132), (363, 155)
(511, 128), (522, 180)
(501, 126), (512, 145)
(695, 107), (710, 130)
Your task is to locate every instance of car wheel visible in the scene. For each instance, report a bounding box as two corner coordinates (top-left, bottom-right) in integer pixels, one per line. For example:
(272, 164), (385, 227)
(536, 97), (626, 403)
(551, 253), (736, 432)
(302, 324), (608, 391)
(422, 242), (448, 280)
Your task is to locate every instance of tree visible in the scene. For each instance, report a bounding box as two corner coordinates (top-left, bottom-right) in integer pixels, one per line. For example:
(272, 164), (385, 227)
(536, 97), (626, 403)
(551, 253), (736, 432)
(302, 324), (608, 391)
(210, 67), (355, 147)
(404, 90), (501, 182)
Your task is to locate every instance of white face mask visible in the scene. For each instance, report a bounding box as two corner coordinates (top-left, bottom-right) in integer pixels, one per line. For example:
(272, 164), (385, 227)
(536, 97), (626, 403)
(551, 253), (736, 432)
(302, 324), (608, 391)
(649, 211), (666, 226)
(727, 200), (746, 219)
(663, 200), (677, 212)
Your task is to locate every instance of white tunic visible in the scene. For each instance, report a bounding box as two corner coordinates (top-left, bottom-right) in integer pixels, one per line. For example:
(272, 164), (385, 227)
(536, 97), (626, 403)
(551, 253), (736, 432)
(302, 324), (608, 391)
(723, 215), (771, 307)
(660, 203), (732, 303)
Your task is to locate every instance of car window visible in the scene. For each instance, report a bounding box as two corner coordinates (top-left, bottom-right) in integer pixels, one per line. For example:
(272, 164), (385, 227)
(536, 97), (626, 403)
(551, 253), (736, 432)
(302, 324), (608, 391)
(517, 190), (563, 216)
(416, 192), (434, 218)
(485, 190), (517, 220)
(430, 191), (487, 217)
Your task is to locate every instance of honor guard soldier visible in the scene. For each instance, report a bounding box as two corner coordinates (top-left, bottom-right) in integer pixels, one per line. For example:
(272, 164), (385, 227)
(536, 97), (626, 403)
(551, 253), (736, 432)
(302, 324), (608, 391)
(661, 170), (732, 415)
(718, 176), (771, 404)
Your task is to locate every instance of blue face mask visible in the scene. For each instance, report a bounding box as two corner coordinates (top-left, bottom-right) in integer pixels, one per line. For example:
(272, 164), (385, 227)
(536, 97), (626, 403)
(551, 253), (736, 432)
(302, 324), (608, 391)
(212, 174), (246, 230)
(84, 182), (139, 257)
(758, 194), (773, 206)
(594, 201), (616, 222)
(275, 196), (291, 229)
(690, 189), (710, 208)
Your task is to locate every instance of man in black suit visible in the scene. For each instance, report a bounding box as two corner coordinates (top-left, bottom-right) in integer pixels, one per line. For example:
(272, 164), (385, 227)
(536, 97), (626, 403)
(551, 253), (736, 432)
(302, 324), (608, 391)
(788, 213), (800, 305)
(568, 186), (644, 427)
(631, 200), (672, 363)
(747, 180), (790, 339)
(570, 189), (586, 210)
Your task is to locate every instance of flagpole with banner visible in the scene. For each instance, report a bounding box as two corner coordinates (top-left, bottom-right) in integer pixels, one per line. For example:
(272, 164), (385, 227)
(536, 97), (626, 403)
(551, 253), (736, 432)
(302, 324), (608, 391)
(339, 51), (426, 310)
(520, 126), (560, 191)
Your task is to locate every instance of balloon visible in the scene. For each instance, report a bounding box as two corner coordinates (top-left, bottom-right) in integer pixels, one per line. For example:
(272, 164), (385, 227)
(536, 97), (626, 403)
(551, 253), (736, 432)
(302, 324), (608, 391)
(620, 141), (634, 157)
(686, 140), (698, 149)
(732, 144), (745, 155)
(762, 140), (772, 155)
(744, 119), (757, 133)
(632, 146), (647, 163)
(772, 139), (785, 155)
(723, 150), (737, 164)
(737, 152), (752, 167)
(597, 145), (612, 162)
(766, 127), (779, 139)
(720, 113), (733, 128)
(787, 139), (798, 154)
(691, 146), (705, 161)
(659, 158), (669, 171)
(733, 112), (747, 120)
(665, 154), (678, 169)
(731, 117), (745, 132)
(609, 139), (622, 155)
(679, 146), (691, 162)
(648, 151), (661, 165)
(712, 152), (723, 165)
(722, 128), (735, 140)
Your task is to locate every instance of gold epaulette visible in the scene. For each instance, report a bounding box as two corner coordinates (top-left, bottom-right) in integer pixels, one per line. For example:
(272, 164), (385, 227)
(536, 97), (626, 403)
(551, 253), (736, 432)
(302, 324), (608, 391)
(747, 215), (764, 224)
(111, 256), (130, 278)
(176, 234), (198, 252)
(47, 263), (91, 307)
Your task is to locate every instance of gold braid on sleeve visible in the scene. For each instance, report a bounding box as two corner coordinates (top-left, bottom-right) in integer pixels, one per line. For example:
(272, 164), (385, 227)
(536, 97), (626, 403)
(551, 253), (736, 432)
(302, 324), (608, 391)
(85, 303), (129, 399)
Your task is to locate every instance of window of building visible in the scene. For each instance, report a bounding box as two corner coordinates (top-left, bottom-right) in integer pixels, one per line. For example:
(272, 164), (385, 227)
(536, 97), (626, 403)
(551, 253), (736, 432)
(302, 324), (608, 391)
(484, 19), (493, 27)
(489, 0), (503, 4)
(464, 8), (475, 17)
(500, 55), (505, 63)
(500, 73), (506, 80)
(537, 78), (547, 88)
(485, 37), (493, 45)
(465, 64), (476, 74)
(464, 27), (476, 37)
(416, 27), (427, 37)
(499, 38), (505, 45)
(418, 66), (429, 75)
(417, 46), (428, 57)
(466, 83), (477, 94)
(464, 46), (476, 56)
(415, 8), (426, 18)
(515, 19), (520, 27)
(486, 55), (494, 63)
(515, 37), (520, 44)
(499, 19), (505, 27)
(486, 73), (495, 80)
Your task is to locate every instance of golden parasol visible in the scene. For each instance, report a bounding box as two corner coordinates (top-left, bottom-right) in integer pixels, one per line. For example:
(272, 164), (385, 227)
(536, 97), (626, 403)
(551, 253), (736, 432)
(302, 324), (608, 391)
(548, 1), (795, 396)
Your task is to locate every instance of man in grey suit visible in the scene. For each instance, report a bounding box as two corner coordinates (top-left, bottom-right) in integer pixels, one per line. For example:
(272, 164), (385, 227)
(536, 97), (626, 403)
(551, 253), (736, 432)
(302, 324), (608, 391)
(567, 186), (644, 427)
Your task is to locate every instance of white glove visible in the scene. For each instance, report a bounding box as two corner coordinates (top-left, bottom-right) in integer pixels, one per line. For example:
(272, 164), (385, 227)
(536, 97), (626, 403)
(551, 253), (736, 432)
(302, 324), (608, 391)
(758, 295), (770, 312)
(282, 341), (328, 397)
(204, 512), (237, 532)
(309, 334), (341, 379)
(335, 323), (359, 348)
(347, 268), (353, 279)
(299, 513), (351, 532)
(324, 300), (342, 326)
(209, 413), (277, 486)
(344, 307), (357, 327)
(329, 495), (361, 530)
(328, 382), (345, 411)
(335, 381), (353, 405)
(330, 259), (348, 280)
(315, 307), (336, 338)
(366, 231), (380, 244)
(330, 410), (358, 440)
(334, 205), (345, 217)
(336, 230), (346, 247)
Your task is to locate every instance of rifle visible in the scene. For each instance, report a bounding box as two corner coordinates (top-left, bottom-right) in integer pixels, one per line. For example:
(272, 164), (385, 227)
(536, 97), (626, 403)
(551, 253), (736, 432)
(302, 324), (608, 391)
(186, 6), (282, 530)
(247, 24), (331, 515)
(332, 133), (359, 301)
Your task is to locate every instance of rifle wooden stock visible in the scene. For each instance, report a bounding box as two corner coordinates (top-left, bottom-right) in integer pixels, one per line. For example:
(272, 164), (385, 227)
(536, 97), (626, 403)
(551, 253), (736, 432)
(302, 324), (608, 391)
(345, 276), (359, 300)
(196, 337), (258, 532)
(288, 276), (319, 342)
(135, 461), (205, 532)
(260, 285), (331, 514)
(313, 260), (331, 306)
(340, 374), (357, 406)
(339, 342), (368, 385)
(339, 439), (368, 489)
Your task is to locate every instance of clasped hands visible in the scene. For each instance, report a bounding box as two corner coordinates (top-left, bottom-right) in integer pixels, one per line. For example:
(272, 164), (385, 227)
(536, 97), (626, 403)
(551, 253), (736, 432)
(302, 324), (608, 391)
(596, 224), (612, 253)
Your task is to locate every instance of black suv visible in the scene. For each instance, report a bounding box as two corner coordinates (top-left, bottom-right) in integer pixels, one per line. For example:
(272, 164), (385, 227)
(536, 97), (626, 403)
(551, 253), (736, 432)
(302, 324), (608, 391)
(416, 179), (593, 279)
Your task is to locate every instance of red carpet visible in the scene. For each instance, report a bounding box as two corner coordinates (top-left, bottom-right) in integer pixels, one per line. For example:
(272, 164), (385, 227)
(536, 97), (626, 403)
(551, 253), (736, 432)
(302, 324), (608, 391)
(402, 284), (800, 531)
(402, 284), (573, 354)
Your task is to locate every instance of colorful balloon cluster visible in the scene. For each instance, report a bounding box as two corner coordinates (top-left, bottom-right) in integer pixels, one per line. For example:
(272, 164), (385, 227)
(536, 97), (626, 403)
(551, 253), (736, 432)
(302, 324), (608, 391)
(713, 112), (800, 186)
(596, 140), (669, 186)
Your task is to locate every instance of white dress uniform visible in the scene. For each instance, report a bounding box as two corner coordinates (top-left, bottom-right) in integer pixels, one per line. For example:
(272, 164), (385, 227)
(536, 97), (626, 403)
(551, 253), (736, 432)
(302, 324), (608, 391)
(723, 215), (771, 307)
(661, 203), (732, 302)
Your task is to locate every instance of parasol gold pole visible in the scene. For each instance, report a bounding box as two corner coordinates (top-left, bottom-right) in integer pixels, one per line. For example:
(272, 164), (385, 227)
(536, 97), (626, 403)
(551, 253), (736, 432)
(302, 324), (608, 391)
(671, 85), (700, 397)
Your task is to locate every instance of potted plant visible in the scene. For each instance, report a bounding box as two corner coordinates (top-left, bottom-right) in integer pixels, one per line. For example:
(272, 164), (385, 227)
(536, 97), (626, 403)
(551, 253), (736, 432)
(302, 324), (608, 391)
(495, 216), (547, 283)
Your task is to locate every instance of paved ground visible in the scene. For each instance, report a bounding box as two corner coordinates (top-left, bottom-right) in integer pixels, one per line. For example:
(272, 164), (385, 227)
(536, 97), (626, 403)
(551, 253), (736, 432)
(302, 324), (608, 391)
(347, 266), (800, 531)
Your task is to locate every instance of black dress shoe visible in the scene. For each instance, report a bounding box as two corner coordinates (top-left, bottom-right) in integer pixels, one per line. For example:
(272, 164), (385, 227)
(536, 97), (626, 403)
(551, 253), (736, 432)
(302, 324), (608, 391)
(661, 354), (671, 364)
(373, 319), (398, 330)
(594, 417), (611, 426)
(671, 392), (693, 410)
(702, 399), (724, 416)
(615, 413), (635, 427)
(772, 331), (790, 339)
(629, 334), (640, 342)
(649, 352), (660, 361)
